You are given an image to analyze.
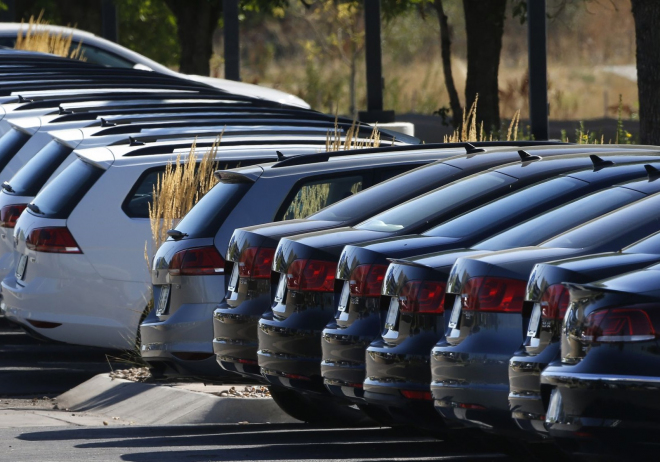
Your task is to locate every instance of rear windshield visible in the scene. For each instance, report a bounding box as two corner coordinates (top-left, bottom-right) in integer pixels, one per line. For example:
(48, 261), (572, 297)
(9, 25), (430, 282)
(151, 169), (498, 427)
(424, 177), (584, 238)
(0, 128), (30, 174)
(475, 187), (646, 251)
(541, 193), (660, 250)
(172, 180), (253, 238)
(6, 140), (73, 196)
(29, 159), (104, 219)
(356, 171), (514, 232)
(308, 162), (460, 223)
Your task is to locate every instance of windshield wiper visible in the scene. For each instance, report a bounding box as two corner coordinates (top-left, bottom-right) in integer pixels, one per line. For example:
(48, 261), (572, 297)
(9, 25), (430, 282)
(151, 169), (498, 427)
(27, 203), (42, 214)
(166, 229), (188, 240)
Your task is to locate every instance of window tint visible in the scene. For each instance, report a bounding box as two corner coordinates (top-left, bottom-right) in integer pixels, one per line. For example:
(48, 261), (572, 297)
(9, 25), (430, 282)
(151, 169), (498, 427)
(123, 169), (162, 218)
(6, 140), (72, 196)
(30, 159), (104, 219)
(309, 162), (461, 223)
(0, 128), (30, 173)
(76, 43), (135, 68)
(624, 230), (660, 254)
(356, 171), (514, 232)
(173, 180), (253, 238)
(475, 187), (646, 251)
(424, 177), (584, 238)
(280, 175), (363, 220)
(541, 194), (660, 250)
(122, 160), (247, 219)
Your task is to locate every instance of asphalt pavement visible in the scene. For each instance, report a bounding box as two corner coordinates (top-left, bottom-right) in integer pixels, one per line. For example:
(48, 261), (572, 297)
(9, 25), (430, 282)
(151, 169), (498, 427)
(0, 320), (515, 461)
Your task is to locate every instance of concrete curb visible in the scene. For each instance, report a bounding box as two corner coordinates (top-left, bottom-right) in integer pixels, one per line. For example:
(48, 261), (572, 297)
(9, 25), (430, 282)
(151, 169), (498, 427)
(57, 374), (300, 425)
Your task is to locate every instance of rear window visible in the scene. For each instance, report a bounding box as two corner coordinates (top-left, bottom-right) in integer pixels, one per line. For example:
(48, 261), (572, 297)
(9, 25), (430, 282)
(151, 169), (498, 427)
(278, 175), (363, 220)
(309, 162), (460, 223)
(356, 171), (514, 232)
(0, 128), (30, 174)
(541, 194), (660, 250)
(6, 140), (73, 196)
(475, 187), (646, 251)
(29, 158), (104, 219)
(172, 180), (253, 238)
(423, 177), (584, 238)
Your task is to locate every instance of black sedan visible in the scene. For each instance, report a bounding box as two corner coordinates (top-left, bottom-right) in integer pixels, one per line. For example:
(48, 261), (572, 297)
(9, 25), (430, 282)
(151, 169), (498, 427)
(322, 161), (660, 409)
(509, 229), (660, 438)
(541, 265), (660, 458)
(256, 153), (660, 405)
(214, 143), (584, 380)
(431, 190), (660, 435)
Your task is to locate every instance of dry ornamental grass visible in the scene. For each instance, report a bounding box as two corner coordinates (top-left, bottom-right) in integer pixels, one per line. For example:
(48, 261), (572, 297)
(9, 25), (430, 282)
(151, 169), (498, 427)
(148, 134), (222, 253)
(14, 12), (85, 60)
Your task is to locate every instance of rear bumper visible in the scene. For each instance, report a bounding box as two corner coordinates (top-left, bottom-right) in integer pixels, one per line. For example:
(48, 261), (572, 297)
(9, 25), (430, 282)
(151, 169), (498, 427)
(212, 297), (269, 370)
(320, 314), (382, 396)
(542, 368), (660, 444)
(508, 344), (561, 436)
(2, 274), (147, 349)
(140, 300), (231, 379)
(256, 307), (335, 393)
(430, 344), (519, 433)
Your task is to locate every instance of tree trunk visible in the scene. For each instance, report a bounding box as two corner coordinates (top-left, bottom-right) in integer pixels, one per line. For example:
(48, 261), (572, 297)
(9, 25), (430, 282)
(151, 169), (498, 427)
(433, 0), (462, 129)
(164, 0), (222, 76)
(631, 0), (660, 145)
(463, 0), (507, 133)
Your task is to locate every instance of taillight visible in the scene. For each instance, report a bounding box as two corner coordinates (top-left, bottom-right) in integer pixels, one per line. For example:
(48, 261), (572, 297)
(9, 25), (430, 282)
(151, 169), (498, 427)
(0, 204), (27, 228)
(401, 390), (432, 400)
(582, 307), (656, 343)
(461, 276), (525, 313)
(169, 246), (225, 276)
(286, 259), (337, 292)
(26, 227), (81, 254)
(348, 264), (387, 297)
(399, 280), (446, 314)
(540, 284), (570, 320)
(238, 246), (275, 279)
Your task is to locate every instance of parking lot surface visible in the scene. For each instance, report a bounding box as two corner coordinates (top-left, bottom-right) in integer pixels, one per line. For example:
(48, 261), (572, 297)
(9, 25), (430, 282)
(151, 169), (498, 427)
(0, 322), (511, 461)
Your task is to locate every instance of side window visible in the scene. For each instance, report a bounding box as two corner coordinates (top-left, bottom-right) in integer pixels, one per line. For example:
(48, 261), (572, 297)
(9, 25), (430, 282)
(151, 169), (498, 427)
(123, 168), (163, 218)
(122, 160), (245, 218)
(279, 175), (364, 221)
(76, 43), (136, 68)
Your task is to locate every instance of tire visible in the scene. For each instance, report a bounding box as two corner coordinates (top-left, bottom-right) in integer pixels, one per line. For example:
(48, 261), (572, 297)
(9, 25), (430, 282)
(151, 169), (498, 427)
(269, 387), (376, 427)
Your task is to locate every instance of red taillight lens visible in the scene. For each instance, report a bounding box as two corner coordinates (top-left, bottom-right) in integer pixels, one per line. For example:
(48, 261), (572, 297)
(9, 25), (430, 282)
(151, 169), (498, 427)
(26, 227), (81, 253)
(582, 308), (656, 343)
(401, 390), (432, 400)
(349, 264), (387, 297)
(286, 258), (337, 292)
(461, 277), (525, 313)
(399, 280), (446, 314)
(0, 204), (27, 228)
(169, 246), (225, 276)
(540, 284), (570, 320)
(238, 246), (275, 279)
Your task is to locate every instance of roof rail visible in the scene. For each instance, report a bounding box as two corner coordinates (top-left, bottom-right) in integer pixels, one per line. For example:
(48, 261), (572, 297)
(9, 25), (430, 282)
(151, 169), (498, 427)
(270, 140), (570, 168)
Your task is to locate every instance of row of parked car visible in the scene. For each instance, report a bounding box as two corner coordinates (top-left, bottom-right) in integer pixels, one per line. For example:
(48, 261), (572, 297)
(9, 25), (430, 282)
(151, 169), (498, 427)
(1, 43), (657, 459)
